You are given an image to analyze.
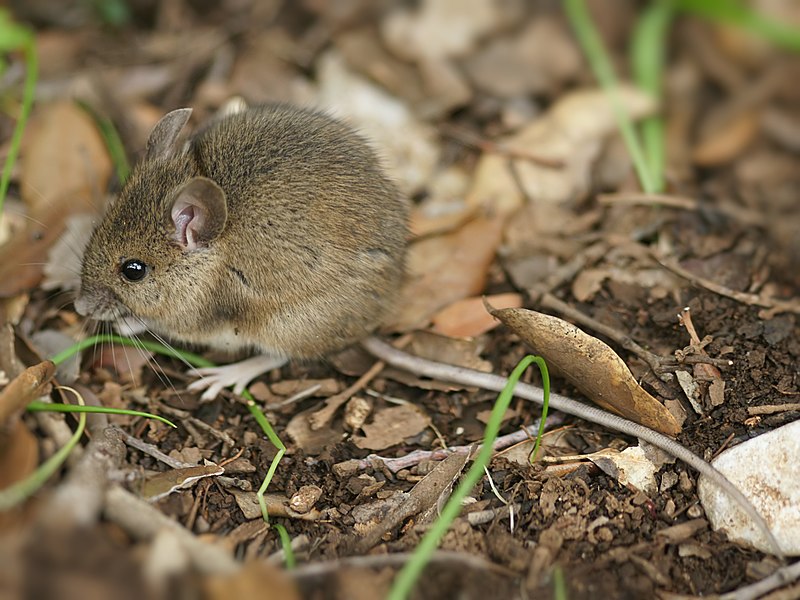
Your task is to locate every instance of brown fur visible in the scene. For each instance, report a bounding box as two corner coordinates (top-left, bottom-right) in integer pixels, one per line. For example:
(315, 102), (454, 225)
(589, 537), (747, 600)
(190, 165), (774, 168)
(76, 104), (409, 358)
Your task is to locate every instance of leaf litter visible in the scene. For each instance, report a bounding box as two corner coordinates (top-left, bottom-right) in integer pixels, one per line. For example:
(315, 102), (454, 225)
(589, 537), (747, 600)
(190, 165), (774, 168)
(1, 2), (799, 599)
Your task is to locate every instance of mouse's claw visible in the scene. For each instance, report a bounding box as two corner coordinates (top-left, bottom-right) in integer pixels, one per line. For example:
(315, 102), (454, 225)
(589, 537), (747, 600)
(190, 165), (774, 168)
(187, 354), (288, 400)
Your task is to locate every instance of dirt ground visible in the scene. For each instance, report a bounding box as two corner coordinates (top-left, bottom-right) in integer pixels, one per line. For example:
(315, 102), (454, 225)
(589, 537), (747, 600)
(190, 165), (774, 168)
(0, 1), (799, 599)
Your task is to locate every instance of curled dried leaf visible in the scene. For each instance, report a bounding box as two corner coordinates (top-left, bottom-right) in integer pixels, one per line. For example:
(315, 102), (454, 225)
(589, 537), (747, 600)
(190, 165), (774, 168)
(490, 307), (680, 436)
(0, 360), (55, 425)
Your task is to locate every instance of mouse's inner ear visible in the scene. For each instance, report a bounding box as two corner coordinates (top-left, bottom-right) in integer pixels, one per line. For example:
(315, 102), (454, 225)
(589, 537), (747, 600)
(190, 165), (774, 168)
(170, 177), (228, 251)
(146, 108), (192, 161)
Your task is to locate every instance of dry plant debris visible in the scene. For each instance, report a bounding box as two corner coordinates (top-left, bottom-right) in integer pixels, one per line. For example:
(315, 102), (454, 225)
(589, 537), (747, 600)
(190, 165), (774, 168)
(0, 2), (799, 599)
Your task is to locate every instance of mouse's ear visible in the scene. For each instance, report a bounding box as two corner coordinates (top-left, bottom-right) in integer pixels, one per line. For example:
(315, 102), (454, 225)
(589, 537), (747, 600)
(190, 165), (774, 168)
(146, 108), (192, 161)
(170, 177), (227, 251)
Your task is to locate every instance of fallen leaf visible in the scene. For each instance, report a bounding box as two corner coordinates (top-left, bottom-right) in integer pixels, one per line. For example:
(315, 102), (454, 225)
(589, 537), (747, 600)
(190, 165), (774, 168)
(490, 307), (680, 436)
(692, 110), (759, 166)
(20, 101), (112, 213)
(381, 0), (517, 61)
(285, 407), (344, 455)
(88, 343), (154, 384)
(351, 452), (469, 553)
(138, 462), (224, 502)
(0, 202), (84, 297)
(269, 378), (341, 397)
(316, 50), (440, 195)
(468, 86), (657, 214)
(585, 447), (658, 495)
(335, 27), (427, 108)
(228, 489), (323, 521)
(0, 423), (39, 497)
(676, 370), (703, 415)
(407, 330), (492, 372)
(410, 168), (475, 238)
(352, 404), (430, 450)
(432, 293), (523, 337)
(41, 213), (96, 292)
(204, 560), (301, 600)
(218, 520), (269, 551)
(463, 18), (581, 98)
(0, 101), (110, 296)
(29, 329), (83, 383)
(571, 268), (609, 303)
(0, 360), (55, 425)
(390, 213), (504, 331)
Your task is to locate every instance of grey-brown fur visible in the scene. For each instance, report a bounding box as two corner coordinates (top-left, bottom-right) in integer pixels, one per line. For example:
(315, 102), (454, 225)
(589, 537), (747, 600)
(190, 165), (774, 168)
(76, 104), (409, 358)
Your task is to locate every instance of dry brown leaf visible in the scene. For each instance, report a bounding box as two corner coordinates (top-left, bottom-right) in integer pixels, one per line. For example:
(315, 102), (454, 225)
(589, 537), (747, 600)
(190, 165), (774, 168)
(219, 520), (270, 551)
(584, 447), (658, 495)
(285, 407), (343, 455)
(692, 110), (759, 166)
(350, 452), (469, 554)
(410, 203), (477, 239)
(21, 101), (112, 213)
(381, 0), (518, 61)
(352, 404), (430, 450)
(0, 202), (84, 297)
(0, 423), (39, 493)
(390, 213), (504, 331)
(1, 102), (110, 296)
(335, 27), (427, 108)
(204, 560), (301, 600)
(572, 268), (609, 302)
(138, 463), (224, 502)
(0, 360), (55, 425)
(432, 293), (523, 337)
(463, 18), (582, 98)
(407, 330), (491, 372)
(490, 307), (680, 436)
(316, 51), (440, 196)
(468, 86), (657, 215)
(42, 213), (96, 292)
(270, 378), (341, 397)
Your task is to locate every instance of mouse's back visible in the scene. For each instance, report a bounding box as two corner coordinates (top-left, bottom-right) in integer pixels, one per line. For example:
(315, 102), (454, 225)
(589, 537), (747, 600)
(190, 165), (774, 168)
(77, 104), (409, 358)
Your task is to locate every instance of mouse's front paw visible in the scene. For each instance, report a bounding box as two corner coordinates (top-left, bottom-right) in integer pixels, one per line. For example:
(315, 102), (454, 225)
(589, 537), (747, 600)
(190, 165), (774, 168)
(187, 354), (287, 400)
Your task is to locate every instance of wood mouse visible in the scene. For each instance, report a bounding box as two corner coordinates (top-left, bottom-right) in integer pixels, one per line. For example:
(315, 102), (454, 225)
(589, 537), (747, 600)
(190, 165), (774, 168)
(75, 103), (780, 555)
(75, 102), (409, 398)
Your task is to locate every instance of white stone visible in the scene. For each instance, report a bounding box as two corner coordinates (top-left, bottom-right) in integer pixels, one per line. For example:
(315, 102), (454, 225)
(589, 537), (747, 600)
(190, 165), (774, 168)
(698, 419), (800, 555)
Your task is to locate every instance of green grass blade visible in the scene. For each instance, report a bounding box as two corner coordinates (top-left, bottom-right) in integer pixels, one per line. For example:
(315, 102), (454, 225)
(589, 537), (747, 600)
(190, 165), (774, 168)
(53, 335), (290, 526)
(528, 357), (550, 462)
(50, 334), (213, 368)
(675, 0), (800, 52)
(243, 389), (287, 524)
(631, 1), (675, 193)
(26, 401), (177, 428)
(0, 388), (86, 510)
(388, 355), (550, 600)
(564, 0), (658, 194)
(272, 523), (296, 569)
(0, 24), (36, 213)
(78, 101), (131, 183)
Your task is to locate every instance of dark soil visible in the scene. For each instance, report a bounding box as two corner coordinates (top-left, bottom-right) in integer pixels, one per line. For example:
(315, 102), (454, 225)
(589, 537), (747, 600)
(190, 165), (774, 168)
(1, 1), (798, 599)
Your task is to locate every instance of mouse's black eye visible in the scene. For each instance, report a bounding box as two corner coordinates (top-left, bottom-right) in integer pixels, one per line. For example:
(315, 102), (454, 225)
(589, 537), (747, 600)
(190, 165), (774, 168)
(120, 259), (147, 282)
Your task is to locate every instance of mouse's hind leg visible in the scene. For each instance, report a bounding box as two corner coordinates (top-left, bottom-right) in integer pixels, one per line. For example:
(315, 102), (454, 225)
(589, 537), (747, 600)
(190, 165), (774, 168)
(187, 354), (287, 400)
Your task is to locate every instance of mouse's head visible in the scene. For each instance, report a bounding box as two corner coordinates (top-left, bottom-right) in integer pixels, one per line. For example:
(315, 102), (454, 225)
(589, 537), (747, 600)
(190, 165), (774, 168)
(75, 109), (229, 333)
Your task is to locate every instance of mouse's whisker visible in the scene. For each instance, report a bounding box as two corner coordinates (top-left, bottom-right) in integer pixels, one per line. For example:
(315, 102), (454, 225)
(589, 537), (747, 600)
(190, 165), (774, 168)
(144, 326), (200, 374)
(51, 294), (78, 314)
(127, 317), (187, 401)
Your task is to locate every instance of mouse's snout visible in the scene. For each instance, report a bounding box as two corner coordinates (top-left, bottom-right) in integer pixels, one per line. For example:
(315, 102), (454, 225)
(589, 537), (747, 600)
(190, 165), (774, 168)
(74, 284), (126, 322)
(73, 293), (92, 317)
